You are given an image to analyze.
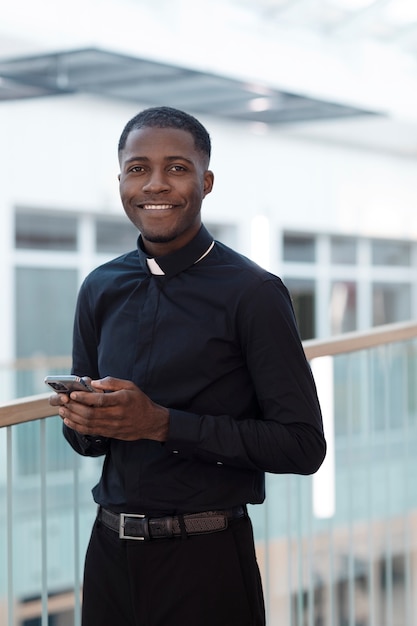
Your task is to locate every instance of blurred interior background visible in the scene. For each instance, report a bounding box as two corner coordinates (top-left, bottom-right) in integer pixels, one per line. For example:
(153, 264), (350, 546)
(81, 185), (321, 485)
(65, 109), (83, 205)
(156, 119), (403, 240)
(1, 2), (417, 625)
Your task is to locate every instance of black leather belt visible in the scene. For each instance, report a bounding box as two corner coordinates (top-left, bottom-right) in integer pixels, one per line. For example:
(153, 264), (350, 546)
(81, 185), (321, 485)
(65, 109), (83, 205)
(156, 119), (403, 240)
(98, 505), (246, 541)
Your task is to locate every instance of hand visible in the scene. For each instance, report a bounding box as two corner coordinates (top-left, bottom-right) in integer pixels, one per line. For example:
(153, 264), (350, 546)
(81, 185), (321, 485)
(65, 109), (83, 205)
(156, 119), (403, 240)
(54, 376), (169, 442)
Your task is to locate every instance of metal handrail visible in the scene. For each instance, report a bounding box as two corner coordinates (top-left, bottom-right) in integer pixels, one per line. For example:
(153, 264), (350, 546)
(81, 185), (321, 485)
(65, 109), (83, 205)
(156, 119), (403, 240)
(0, 392), (57, 427)
(303, 319), (417, 360)
(0, 355), (71, 372)
(1, 320), (417, 429)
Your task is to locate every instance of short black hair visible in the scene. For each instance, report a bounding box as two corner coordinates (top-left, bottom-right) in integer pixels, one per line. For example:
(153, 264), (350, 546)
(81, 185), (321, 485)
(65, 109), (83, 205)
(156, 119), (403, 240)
(118, 106), (211, 160)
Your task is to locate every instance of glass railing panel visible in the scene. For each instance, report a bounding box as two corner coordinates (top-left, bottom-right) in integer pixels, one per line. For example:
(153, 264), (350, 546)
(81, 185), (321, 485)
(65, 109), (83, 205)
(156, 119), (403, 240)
(250, 336), (417, 626)
(1, 325), (417, 625)
(0, 417), (102, 625)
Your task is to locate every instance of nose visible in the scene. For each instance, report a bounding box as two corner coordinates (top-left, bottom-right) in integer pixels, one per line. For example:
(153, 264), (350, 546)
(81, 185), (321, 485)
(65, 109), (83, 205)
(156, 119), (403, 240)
(142, 170), (170, 193)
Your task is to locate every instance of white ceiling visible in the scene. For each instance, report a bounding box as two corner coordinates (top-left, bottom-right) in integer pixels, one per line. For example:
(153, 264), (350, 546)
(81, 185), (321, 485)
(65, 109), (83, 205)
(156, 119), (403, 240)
(225, 0), (417, 156)
(1, 0), (417, 157)
(231, 0), (417, 54)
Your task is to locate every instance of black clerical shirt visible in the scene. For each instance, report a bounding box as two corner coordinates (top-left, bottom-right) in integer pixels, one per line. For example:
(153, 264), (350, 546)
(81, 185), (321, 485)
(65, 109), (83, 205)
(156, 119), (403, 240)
(63, 225), (325, 514)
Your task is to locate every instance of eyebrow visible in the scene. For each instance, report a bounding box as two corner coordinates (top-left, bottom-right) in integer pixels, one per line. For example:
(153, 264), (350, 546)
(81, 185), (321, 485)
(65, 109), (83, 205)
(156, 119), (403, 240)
(123, 155), (195, 165)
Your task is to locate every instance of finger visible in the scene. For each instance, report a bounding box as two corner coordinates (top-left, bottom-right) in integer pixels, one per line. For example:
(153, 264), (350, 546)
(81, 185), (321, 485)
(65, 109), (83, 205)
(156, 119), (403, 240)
(60, 404), (95, 430)
(70, 389), (115, 407)
(61, 407), (113, 437)
(49, 393), (69, 407)
(68, 390), (95, 406)
(91, 376), (135, 393)
(62, 414), (92, 434)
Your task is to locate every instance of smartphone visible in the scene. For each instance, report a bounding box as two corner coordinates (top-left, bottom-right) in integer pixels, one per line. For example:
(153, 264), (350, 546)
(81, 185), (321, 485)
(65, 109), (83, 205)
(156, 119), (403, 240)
(44, 375), (95, 393)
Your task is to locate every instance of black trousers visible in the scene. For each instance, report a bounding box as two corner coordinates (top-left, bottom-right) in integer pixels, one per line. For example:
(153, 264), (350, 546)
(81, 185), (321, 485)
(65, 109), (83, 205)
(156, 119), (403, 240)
(82, 513), (266, 626)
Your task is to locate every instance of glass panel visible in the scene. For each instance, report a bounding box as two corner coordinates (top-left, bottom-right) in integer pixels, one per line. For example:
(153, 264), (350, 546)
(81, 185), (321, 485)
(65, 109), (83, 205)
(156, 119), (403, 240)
(14, 267), (79, 476)
(371, 239), (411, 266)
(372, 282), (411, 326)
(95, 218), (138, 254)
(15, 210), (77, 251)
(16, 416), (74, 476)
(283, 234), (316, 263)
(3, 336), (417, 625)
(250, 336), (417, 626)
(15, 268), (77, 360)
(333, 350), (366, 437)
(330, 236), (357, 265)
(2, 420), (100, 625)
(284, 278), (316, 340)
(330, 281), (357, 334)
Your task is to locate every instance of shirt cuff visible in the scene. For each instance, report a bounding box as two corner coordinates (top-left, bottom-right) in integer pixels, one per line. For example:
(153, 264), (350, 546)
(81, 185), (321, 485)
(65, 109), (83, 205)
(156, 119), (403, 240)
(165, 408), (202, 455)
(79, 433), (109, 454)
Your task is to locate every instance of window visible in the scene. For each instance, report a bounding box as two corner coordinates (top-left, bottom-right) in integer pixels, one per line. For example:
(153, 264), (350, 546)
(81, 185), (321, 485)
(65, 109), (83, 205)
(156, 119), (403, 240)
(330, 281), (357, 334)
(96, 218), (138, 253)
(283, 234), (316, 263)
(284, 278), (316, 340)
(371, 239), (411, 266)
(282, 231), (417, 337)
(15, 266), (78, 395)
(15, 267), (78, 361)
(15, 210), (77, 251)
(205, 222), (238, 249)
(372, 282), (411, 326)
(15, 266), (79, 474)
(330, 236), (357, 265)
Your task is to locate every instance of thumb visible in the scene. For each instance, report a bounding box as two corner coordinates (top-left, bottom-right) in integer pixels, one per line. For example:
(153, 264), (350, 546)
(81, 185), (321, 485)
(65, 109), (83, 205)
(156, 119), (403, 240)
(91, 376), (134, 393)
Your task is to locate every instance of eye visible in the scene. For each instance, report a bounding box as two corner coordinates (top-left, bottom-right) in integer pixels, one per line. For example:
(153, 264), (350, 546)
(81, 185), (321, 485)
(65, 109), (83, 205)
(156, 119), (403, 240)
(169, 164), (187, 172)
(129, 165), (145, 173)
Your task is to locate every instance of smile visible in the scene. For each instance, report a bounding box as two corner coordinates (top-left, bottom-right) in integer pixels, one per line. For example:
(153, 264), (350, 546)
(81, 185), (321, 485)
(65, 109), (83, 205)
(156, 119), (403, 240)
(142, 204), (175, 210)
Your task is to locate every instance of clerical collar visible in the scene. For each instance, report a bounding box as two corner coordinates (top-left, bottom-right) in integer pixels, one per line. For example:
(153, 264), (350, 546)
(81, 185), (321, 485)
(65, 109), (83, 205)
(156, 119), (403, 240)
(137, 225), (215, 278)
(146, 257), (165, 275)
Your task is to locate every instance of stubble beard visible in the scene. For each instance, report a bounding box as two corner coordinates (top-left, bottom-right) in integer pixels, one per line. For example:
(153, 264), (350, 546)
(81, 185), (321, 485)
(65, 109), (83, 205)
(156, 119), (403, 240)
(141, 230), (178, 244)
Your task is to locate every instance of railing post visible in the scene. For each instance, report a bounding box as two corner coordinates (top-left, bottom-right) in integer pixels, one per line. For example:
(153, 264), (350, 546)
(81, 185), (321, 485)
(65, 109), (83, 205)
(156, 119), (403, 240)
(6, 427), (14, 626)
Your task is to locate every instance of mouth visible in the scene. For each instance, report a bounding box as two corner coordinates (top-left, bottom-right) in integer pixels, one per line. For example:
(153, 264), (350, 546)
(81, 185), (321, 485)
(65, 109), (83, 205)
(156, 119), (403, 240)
(140, 203), (176, 210)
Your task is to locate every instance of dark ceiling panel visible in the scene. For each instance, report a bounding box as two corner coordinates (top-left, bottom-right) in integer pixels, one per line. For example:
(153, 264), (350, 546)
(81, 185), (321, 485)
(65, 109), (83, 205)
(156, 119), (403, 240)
(0, 47), (378, 124)
(0, 76), (62, 100)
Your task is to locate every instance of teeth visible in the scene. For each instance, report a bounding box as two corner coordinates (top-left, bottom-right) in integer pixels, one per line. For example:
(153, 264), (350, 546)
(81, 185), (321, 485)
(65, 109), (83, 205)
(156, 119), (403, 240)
(143, 204), (173, 210)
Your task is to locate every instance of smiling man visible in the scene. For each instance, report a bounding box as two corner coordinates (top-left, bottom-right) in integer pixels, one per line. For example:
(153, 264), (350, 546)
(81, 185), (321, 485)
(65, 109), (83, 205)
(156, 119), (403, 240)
(118, 124), (213, 252)
(50, 106), (326, 626)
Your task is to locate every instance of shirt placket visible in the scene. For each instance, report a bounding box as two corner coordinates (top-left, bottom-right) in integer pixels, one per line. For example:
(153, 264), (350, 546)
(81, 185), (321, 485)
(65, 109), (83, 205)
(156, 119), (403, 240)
(131, 276), (163, 394)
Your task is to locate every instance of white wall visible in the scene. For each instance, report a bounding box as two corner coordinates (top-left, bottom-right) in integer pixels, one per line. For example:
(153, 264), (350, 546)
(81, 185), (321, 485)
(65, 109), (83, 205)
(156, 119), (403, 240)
(1, 93), (416, 232)
(0, 93), (416, 363)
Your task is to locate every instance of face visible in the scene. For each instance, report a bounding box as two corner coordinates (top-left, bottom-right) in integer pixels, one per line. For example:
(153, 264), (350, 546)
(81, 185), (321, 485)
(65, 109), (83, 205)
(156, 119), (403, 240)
(118, 126), (214, 256)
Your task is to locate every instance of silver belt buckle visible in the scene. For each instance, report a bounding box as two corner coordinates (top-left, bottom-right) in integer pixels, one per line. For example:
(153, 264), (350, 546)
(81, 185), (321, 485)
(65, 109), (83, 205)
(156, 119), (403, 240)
(119, 513), (147, 540)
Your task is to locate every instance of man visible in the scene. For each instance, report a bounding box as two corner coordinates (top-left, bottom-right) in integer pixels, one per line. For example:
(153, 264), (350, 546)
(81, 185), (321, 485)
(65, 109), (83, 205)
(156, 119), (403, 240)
(50, 106), (326, 626)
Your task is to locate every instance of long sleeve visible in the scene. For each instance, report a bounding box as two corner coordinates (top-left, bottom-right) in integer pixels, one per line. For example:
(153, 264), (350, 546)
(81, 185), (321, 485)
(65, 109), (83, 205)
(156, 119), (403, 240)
(63, 426), (110, 457)
(62, 277), (109, 457)
(166, 279), (326, 475)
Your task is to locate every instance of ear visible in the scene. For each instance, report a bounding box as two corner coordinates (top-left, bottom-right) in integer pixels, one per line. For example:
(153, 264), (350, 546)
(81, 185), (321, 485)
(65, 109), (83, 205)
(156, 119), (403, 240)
(118, 173), (121, 181)
(203, 170), (214, 197)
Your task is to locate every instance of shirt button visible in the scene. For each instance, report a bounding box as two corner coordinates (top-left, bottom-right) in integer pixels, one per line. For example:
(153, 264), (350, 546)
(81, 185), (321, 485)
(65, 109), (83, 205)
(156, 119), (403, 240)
(173, 450), (179, 454)
(216, 461), (223, 465)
